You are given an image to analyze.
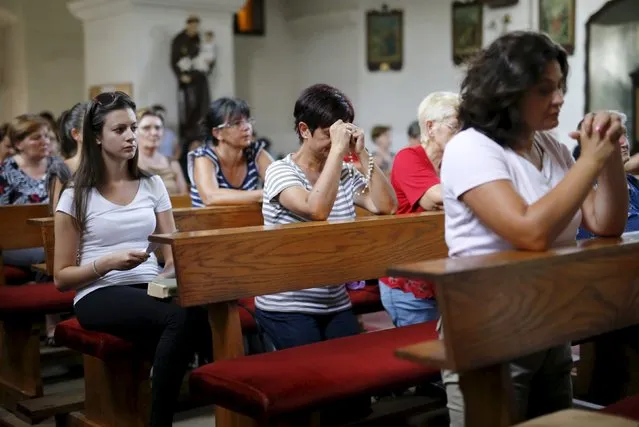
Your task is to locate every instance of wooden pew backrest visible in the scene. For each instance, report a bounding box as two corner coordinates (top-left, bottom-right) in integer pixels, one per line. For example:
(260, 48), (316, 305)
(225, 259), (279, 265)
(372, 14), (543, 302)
(172, 204), (263, 230)
(391, 232), (639, 373)
(0, 204), (49, 251)
(150, 212), (447, 307)
(170, 194), (192, 209)
(29, 204), (374, 276)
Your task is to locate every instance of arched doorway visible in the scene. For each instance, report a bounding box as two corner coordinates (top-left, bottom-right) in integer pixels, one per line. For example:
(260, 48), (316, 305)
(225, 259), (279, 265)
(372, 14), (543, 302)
(585, 0), (639, 149)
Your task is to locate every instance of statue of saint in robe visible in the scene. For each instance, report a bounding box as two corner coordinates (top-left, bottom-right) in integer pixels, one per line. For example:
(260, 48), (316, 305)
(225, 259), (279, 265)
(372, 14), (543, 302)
(170, 16), (215, 143)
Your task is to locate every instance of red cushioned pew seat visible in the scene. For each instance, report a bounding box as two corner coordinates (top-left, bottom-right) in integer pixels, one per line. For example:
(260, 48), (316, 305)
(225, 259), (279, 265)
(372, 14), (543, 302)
(0, 282), (74, 316)
(190, 320), (439, 421)
(239, 297), (257, 333)
(348, 284), (383, 315)
(2, 265), (32, 285)
(601, 395), (639, 421)
(56, 300), (260, 361)
(55, 317), (141, 361)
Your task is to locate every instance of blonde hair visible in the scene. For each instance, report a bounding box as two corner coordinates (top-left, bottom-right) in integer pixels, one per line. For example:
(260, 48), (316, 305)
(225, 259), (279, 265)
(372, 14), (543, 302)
(417, 91), (460, 144)
(8, 114), (49, 149)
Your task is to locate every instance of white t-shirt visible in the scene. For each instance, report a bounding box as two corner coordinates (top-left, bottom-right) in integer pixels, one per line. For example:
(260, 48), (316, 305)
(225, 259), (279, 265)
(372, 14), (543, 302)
(441, 128), (582, 258)
(56, 175), (172, 304)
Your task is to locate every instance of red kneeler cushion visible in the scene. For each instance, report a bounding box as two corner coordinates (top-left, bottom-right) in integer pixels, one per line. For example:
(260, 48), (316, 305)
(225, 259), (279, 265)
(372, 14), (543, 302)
(190, 320), (440, 420)
(601, 395), (639, 421)
(239, 297), (257, 333)
(0, 283), (74, 316)
(348, 285), (383, 315)
(3, 265), (31, 284)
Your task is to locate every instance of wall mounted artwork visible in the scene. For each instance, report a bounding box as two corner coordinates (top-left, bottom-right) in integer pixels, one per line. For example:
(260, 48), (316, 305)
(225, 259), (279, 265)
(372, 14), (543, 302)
(366, 5), (403, 72)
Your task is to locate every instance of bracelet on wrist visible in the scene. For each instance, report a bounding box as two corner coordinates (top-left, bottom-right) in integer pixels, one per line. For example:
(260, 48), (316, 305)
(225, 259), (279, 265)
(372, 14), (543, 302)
(92, 259), (104, 278)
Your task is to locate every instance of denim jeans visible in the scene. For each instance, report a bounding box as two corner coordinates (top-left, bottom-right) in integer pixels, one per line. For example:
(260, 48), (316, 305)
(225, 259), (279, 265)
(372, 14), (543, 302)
(254, 308), (360, 350)
(3, 247), (45, 267)
(379, 281), (439, 327)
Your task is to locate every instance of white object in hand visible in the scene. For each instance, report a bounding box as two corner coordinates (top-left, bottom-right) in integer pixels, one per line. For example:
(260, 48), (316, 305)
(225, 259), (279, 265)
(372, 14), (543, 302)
(177, 57), (193, 72)
(145, 242), (160, 254)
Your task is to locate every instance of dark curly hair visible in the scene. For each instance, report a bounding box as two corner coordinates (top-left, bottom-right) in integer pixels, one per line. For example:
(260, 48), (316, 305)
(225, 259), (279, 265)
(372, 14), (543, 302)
(458, 31), (568, 148)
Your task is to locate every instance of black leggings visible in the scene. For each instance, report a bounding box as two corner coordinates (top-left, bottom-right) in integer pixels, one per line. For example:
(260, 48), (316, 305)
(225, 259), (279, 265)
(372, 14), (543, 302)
(74, 284), (210, 427)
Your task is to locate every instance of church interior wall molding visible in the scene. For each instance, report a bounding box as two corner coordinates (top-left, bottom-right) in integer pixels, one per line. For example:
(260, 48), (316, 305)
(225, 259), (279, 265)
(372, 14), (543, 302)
(68, 0), (246, 22)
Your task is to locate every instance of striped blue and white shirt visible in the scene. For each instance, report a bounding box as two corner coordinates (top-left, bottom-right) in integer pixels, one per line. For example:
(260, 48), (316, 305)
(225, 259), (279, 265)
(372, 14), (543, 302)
(256, 154), (367, 315)
(187, 140), (265, 207)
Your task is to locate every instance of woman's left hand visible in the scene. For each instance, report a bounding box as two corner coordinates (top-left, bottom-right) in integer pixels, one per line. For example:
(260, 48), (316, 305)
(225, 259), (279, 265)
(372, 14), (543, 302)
(350, 127), (366, 154)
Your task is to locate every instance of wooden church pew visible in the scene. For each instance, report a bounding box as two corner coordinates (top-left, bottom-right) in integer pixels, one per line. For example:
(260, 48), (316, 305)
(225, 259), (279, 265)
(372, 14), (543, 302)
(149, 212), (447, 427)
(29, 203), (379, 311)
(169, 193), (192, 208)
(0, 204), (80, 424)
(392, 232), (639, 427)
(41, 205), (390, 426)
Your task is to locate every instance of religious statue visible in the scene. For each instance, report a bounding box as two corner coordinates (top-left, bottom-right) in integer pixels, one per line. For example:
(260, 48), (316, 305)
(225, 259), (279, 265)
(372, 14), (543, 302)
(170, 15), (216, 143)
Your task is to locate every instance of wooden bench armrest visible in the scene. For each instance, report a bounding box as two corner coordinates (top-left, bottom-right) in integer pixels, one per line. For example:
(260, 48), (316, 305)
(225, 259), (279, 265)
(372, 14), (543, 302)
(395, 339), (454, 370)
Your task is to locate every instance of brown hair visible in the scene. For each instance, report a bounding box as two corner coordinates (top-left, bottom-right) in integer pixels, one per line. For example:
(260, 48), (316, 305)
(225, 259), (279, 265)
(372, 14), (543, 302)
(458, 31), (568, 148)
(371, 125), (391, 141)
(71, 91), (150, 231)
(8, 114), (49, 149)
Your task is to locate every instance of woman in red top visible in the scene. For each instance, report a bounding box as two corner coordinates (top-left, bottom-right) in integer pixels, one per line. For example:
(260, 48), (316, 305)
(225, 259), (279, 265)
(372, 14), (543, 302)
(379, 91), (460, 326)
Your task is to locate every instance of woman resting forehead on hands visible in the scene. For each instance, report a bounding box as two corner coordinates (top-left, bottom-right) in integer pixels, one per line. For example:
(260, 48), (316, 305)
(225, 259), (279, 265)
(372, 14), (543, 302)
(255, 83), (397, 353)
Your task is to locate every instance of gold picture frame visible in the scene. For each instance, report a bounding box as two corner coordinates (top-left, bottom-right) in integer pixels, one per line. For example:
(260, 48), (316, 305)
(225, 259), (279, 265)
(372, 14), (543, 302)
(88, 83), (133, 99)
(452, 2), (483, 66)
(366, 6), (403, 72)
(539, 0), (576, 55)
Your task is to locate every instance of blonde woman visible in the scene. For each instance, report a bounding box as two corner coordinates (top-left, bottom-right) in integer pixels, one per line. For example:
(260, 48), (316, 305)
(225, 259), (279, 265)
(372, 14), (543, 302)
(379, 91), (460, 327)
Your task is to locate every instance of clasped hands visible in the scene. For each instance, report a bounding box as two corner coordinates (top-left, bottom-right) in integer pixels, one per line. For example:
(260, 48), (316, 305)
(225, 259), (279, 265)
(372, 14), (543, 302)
(569, 111), (626, 166)
(329, 120), (367, 158)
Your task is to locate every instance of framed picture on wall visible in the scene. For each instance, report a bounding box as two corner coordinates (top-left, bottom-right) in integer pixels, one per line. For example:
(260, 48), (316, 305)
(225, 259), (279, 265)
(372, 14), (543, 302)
(452, 2), (483, 66)
(88, 83), (133, 99)
(366, 6), (403, 72)
(539, 0), (576, 55)
(234, 0), (265, 36)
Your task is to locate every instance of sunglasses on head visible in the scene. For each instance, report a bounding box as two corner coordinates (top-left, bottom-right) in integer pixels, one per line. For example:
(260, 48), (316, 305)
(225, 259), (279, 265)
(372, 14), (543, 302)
(93, 91), (129, 108)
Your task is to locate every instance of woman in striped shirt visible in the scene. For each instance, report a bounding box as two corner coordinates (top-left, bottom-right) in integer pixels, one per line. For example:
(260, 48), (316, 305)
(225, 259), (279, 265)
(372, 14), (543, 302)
(255, 84), (397, 350)
(187, 97), (273, 207)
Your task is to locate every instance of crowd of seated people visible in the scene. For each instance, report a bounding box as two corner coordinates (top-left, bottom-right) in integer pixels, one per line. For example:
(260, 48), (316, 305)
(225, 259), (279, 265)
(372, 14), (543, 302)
(1, 29), (635, 427)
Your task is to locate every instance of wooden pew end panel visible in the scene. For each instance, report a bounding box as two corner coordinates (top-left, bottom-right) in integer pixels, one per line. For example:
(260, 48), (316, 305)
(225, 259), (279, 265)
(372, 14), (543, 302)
(0, 318), (42, 409)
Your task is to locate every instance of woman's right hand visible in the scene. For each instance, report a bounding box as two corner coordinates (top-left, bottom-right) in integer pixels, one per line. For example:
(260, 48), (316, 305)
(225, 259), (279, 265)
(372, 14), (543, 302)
(103, 250), (149, 272)
(329, 120), (353, 156)
(578, 111), (624, 167)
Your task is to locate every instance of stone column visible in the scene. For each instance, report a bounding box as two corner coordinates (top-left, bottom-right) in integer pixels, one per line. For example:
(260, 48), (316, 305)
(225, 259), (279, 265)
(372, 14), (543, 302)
(0, 5), (27, 122)
(68, 0), (245, 132)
